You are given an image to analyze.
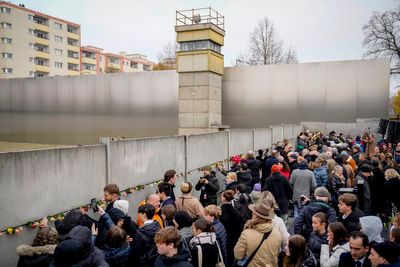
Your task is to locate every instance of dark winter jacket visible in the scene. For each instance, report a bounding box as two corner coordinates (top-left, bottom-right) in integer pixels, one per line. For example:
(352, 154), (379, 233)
(122, 216), (138, 241)
(132, 221), (161, 266)
(212, 219), (228, 266)
(51, 225), (109, 267)
(195, 174), (220, 206)
(220, 203), (244, 267)
(371, 167), (386, 215)
(308, 231), (327, 260)
(189, 233), (219, 267)
(384, 178), (400, 213)
(17, 244), (56, 267)
(314, 166), (328, 188)
(338, 208), (364, 233)
(55, 209), (93, 241)
(225, 181), (238, 191)
(247, 158), (262, 183)
(237, 170), (253, 192)
(262, 156), (279, 184)
(233, 193), (253, 222)
(161, 197), (176, 209)
(294, 200), (337, 239)
(104, 244), (130, 267)
(356, 173), (372, 215)
(263, 172), (293, 215)
(301, 248), (318, 267)
(154, 246), (193, 267)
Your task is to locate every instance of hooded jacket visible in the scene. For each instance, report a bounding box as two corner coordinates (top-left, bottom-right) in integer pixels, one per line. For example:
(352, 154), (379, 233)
(237, 170), (253, 191)
(234, 220), (281, 267)
(104, 244), (130, 267)
(294, 200), (337, 239)
(359, 216), (384, 244)
(247, 158), (262, 182)
(51, 225), (109, 267)
(132, 221), (161, 266)
(17, 244), (56, 267)
(154, 246), (193, 267)
(55, 209), (93, 241)
(263, 172), (293, 214)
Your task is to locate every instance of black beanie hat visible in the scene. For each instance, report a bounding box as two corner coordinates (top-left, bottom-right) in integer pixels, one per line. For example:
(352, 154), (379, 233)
(372, 241), (400, 264)
(54, 239), (83, 266)
(108, 208), (126, 225)
(173, 211), (193, 229)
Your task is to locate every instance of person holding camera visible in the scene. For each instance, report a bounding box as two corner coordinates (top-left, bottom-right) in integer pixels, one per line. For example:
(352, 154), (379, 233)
(293, 187), (337, 240)
(195, 166), (220, 207)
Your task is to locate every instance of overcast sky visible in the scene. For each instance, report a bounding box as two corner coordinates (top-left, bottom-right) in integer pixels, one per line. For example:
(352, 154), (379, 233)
(19, 0), (397, 66)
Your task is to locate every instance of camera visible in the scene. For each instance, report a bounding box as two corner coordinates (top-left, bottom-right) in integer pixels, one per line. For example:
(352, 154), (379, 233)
(90, 198), (98, 213)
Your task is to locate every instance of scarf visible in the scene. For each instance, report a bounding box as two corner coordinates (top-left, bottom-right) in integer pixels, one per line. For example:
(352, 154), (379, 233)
(189, 232), (217, 248)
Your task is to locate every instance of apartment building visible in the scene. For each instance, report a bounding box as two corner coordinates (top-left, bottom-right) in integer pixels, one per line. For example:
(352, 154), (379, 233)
(0, 1), (80, 78)
(80, 46), (154, 75)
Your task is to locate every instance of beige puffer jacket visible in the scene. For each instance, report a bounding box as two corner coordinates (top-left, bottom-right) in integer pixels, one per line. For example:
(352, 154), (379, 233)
(234, 220), (281, 267)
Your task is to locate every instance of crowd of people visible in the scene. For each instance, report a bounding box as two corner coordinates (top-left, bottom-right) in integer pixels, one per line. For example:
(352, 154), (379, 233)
(15, 130), (400, 267)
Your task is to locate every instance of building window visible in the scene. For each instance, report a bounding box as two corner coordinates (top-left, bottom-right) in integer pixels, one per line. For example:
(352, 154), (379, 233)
(54, 35), (63, 43)
(28, 43), (34, 49)
(0, 7), (11, 14)
(28, 14), (33, 21)
(1, 52), (12, 59)
(131, 62), (138, 68)
(35, 72), (45, 77)
(1, 22), (11, 29)
(29, 57), (34, 63)
(54, 22), (62, 30)
(2, 68), (12, 74)
(55, 49), (63, 55)
(55, 62), (63, 68)
(36, 59), (45, 66)
(1, 37), (12, 44)
(29, 71), (35, 77)
(28, 28), (34, 35)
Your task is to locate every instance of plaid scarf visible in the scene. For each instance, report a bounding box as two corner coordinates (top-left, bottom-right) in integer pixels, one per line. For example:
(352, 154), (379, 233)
(189, 232), (217, 248)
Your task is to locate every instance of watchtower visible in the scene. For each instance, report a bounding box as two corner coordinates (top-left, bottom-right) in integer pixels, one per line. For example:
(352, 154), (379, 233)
(175, 8), (225, 135)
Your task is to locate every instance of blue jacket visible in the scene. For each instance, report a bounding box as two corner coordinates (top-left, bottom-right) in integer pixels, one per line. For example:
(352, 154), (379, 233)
(212, 219), (228, 265)
(313, 166), (328, 188)
(105, 244), (131, 267)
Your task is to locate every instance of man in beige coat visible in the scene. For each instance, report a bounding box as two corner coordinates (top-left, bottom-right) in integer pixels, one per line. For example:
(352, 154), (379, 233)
(234, 198), (282, 267)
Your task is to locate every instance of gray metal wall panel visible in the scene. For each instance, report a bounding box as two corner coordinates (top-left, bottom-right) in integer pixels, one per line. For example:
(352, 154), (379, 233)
(326, 61), (357, 122)
(269, 65), (298, 124)
(356, 59), (390, 118)
(298, 63), (327, 122)
(109, 136), (185, 190)
(222, 59), (389, 128)
(0, 145), (106, 229)
(230, 129), (254, 156)
(0, 71), (179, 145)
(187, 132), (228, 171)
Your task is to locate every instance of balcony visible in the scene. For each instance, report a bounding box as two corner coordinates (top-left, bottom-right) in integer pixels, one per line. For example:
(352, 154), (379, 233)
(82, 57), (96, 65)
(68, 70), (80, 76)
(34, 23), (49, 33)
(107, 62), (120, 70)
(67, 57), (80, 65)
(67, 31), (79, 40)
(35, 37), (49, 46)
(35, 50), (50, 59)
(35, 64), (49, 73)
(67, 44), (80, 53)
(81, 69), (97, 75)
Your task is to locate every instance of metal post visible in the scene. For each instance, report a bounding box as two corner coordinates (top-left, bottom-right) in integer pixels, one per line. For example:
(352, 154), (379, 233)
(100, 137), (111, 185)
(184, 135), (188, 182)
(227, 130), (231, 170)
(252, 128), (256, 152)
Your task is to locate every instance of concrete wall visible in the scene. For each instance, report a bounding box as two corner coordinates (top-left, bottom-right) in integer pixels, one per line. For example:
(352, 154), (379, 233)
(222, 59), (390, 127)
(0, 125), (301, 266)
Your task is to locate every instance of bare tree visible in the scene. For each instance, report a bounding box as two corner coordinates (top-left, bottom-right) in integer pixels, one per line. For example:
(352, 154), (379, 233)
(362, 6), (400, 74)
(240, 17), (298, 65)
(157, 41), (178, 62)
